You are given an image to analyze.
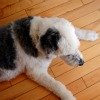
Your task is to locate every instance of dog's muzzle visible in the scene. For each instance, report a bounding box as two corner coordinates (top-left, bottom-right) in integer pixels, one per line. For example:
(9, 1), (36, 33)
(61, 54), (84, 67)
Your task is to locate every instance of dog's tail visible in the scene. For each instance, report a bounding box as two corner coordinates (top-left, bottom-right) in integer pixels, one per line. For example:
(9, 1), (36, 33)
(75, 27), (100, 41)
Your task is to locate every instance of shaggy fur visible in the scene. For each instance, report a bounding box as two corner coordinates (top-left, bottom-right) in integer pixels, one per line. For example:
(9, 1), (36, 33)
(0, 16), (99, 100)
(13, 16), (38, 57)
(0, 24), (16, 70)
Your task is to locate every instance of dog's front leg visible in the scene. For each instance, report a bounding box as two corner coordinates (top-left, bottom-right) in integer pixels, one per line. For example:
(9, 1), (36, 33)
(26, 66), (76, 100)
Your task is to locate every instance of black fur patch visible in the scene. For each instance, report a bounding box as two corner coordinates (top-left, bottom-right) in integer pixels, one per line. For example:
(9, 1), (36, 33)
(40, 28), (61, 54)
(0, 24), (16, 70)
(13, 16), (38, 57)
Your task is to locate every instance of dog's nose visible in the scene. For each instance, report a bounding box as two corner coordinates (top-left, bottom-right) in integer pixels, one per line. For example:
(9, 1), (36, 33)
(79, 59), (84, 66)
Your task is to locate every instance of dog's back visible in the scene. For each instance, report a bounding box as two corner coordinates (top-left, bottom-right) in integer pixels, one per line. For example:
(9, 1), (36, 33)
(0, 24), (16, 70)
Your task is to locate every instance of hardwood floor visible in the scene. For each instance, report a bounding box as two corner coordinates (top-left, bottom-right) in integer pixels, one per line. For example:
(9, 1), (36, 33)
(0, 0), (100, 100)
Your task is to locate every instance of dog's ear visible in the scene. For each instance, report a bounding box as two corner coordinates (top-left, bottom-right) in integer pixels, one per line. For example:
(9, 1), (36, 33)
(40, 28), (61, 54)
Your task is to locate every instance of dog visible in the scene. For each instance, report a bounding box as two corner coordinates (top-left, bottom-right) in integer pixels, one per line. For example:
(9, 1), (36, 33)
(0, 16), (99, 100)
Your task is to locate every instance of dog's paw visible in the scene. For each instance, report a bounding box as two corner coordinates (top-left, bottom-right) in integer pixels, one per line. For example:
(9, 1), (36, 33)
(61, 95), (76, 100)
(68, 96), (76, 100)
(62, 96), (76, 100)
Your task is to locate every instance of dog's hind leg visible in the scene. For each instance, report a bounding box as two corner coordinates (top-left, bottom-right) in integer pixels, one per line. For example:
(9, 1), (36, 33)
(26, 66), (76, 100)
(75, 27), (99, 41)
(0, 68), (21, 82)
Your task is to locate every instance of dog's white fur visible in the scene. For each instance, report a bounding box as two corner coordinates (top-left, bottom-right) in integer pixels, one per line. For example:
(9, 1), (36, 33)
(75, 27), (99, 41)
(0, 17), (99, 100)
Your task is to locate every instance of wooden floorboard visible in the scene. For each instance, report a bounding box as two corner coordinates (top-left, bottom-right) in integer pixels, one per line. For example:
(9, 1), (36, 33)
(0, 0), (100, 100)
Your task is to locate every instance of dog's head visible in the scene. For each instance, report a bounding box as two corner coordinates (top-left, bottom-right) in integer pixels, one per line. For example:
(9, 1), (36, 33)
(31, 17), (84, 66)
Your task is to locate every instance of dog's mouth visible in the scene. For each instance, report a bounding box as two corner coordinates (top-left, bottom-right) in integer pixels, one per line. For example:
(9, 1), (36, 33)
(61, 54), (84, 67)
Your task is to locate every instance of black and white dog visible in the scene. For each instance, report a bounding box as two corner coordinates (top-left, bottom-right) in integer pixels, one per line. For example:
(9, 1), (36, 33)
(0, 16), (99, 100)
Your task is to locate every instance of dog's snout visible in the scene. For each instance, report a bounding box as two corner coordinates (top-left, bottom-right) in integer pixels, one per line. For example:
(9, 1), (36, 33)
(79, 59), (84, 66)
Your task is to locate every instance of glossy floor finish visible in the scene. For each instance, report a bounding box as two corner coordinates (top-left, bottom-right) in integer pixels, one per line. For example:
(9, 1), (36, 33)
(0, 0), (100, 100)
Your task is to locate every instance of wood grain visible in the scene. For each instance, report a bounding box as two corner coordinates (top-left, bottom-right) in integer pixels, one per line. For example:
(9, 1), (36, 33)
(0, 10), (27, 26)
(0, 79), (38, 100)
(60, 0), (100, 21)
(83, 68), (100, 87)
(82, 0), (94, 4)
(37, 0), (83, 17)
(75, 82), (100, 100)
(0, 0), (100, 99)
